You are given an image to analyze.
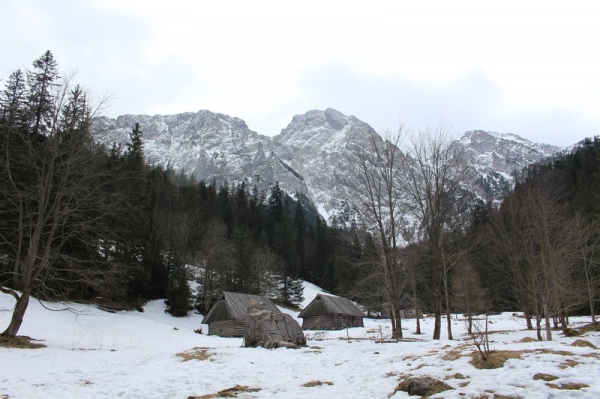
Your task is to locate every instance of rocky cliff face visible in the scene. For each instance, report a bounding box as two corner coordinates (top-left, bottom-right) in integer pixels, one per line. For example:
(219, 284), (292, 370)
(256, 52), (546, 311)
(93, 110), (308, 196)
(272, 108), (380, 221)
(93, 109), (563, 222)
(459, 130), (562, 201)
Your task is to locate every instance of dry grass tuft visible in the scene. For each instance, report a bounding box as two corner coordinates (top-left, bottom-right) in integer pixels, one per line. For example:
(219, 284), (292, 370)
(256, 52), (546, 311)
(578, 322), (600, 333)
(442, 349), (463, 361)
(188, 385), (261, 398)
(518, 336), (537, 343)
(302, 380), (333, 387)
(445, 373), (467, 380)
(582, 352), (600, 360)
(176, 347), (213, 362)
(533, 373), (558, 381)
(537, 348), (574, 356)
(546, 382), (589, 390)
(570, 339), (598, 349)
(0, 335), (46, 349)
(393, 376), (453, 397)
(559, 359), (579, 369)
(470, 350), (525, 369)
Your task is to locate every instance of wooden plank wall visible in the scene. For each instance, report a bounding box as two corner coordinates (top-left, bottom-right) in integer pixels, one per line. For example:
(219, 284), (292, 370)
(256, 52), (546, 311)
(208, 319), (246, 337)
(302, 315), (364, 330)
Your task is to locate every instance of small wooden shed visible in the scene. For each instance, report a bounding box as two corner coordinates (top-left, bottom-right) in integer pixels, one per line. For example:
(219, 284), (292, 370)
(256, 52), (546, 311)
(202, 291), (281, 337)
(298, 294), (364, 330)
(381, 294), (423, 319)
(398, 293), (423, 318)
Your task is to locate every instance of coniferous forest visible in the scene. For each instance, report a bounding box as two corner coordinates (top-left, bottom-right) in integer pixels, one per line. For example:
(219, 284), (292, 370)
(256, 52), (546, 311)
(1, 52), (599, 340)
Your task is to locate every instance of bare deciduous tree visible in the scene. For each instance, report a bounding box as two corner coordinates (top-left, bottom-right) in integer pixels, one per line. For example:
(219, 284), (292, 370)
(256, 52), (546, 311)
(340, 128), (407, 339)
(402, 123), (470, 340)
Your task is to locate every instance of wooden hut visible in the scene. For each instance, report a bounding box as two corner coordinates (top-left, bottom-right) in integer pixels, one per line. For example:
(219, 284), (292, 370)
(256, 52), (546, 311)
(298, 294), (364, 330)
(202, 291), (281, 337)
(380, 294), (423, 319)
(398, 293), (423, 319)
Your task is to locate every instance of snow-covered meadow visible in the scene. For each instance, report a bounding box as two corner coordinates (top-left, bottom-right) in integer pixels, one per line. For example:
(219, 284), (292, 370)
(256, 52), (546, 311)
(1, 282), (599, 398)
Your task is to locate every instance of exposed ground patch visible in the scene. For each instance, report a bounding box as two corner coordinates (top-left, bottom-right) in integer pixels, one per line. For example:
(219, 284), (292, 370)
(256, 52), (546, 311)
(302, 380), (333, 387)
(0, 335), (46, 349)
(176, 347), (213, 362)
(188, 385), (261, 398)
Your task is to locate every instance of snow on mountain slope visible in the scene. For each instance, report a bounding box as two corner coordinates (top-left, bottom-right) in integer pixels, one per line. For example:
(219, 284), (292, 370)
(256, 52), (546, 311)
(93, 110), (309, 196)
(273, 108), (380, 223)
(93, 109), (564, 221)
(460, 130), (562, 201)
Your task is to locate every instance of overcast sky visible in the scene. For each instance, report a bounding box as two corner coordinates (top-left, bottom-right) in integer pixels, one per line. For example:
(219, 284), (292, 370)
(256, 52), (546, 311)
(2, 0), (599, 147)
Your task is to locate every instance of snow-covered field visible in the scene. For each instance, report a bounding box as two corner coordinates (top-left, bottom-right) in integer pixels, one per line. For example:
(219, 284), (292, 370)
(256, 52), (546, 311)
(1, 282), (599, 398)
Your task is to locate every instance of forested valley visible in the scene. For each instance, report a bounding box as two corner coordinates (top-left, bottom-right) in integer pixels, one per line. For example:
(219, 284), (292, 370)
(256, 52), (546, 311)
(1, 51), (599, 341)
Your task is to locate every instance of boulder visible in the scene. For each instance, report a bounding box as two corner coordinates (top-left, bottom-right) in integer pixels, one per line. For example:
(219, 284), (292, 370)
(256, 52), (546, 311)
(244, 301), (306, 348)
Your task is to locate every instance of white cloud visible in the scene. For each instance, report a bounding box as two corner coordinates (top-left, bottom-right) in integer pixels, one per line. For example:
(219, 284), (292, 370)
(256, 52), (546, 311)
(1, 0), (599, 146)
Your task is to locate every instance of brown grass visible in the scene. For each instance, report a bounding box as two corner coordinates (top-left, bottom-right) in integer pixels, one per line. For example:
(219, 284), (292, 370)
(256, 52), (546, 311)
(176, 347), (213, 362)
(445, 373), (467, 380)
(582, 352), (600, 360)
(470, 350), (525, 369)
(442, 349), (463, 361)
(533, 373), (558, 381)
(546, 382), (589, 390)
(393, 376), (453, 397)
(578, 322), (600, 333)
(537, 348), (574, 356)
(518, 336), (537, 343)
(302, 380), (333, 387)
(0, 335), (46, 349)
(559, 359), (580, 369)
(570, 339), (598, 349)
(189, 384), (261, 398)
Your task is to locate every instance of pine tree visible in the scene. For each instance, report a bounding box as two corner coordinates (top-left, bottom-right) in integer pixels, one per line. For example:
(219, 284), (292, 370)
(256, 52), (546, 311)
(165, 258), (191, 317)
(233, 227), (256, 293)
(27, 50), (59, 137)
(294, 201), (308, 277)
(126, 123), (145, 170)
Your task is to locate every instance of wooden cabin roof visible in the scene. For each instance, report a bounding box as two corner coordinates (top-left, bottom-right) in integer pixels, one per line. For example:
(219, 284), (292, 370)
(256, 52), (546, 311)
(202, 291), (281, 324)
(297, 294), (364, 318)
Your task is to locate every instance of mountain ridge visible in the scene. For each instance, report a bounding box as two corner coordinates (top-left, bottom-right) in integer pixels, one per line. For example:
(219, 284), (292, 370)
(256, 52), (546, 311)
(93, 109), (564, 222)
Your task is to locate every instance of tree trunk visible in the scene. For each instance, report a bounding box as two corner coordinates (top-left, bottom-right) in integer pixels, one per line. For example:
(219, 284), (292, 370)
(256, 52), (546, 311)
(542, 300), (552, 341)
(413, 292), (421, 334)
(442, 248), (453, 340)
(1, 290), (30, 337)
(433, 283), (442, 340)
(524, 308), (534, 330)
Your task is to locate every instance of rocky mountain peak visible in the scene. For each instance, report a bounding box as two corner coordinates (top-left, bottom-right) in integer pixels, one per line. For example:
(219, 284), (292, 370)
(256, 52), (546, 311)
(94, 109), (565, 222)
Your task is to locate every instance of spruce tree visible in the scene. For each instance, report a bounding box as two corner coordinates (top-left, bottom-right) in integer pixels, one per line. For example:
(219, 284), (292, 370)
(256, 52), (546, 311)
(27, 50), (59, 137)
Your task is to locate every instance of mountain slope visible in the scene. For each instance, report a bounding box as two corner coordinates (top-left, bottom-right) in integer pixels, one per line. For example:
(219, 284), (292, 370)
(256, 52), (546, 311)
(93, 110), (308, 195)
(273, 108), (380, 221)
(93, 109), (563, 222)
(459, 130), (563, 201)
